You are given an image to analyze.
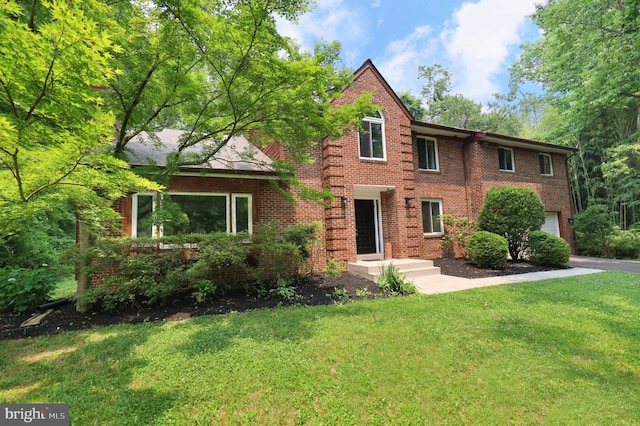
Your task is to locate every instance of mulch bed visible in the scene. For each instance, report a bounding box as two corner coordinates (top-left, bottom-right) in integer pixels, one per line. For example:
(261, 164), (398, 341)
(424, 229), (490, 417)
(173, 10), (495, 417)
(0, 258), (566, 341)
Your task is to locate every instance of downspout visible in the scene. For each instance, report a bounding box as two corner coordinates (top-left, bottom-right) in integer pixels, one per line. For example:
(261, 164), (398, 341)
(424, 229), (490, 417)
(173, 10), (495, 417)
(462, 132), (486, 219)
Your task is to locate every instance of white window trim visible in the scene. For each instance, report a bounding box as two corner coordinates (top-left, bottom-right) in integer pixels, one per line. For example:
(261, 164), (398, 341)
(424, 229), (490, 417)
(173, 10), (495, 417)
(132, 192), (158, 238)
(232, 194), (253, 234)
(540, 153), (554, 176)
(499, 147), (515, 172)
(417, 136), (440, 171)
(358, 111), (387, 161)
(421, 198), (444, 236)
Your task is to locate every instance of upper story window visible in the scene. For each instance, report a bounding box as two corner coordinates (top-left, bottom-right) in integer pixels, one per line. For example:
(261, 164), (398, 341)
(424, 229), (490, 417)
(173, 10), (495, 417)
(421, 199), (443, 235)
(132, 192), (252, 238)
(417, 137), (439, 171)
(359, 111), (386, 160)
(539, 153), (553, 176)
(498, 147), (515, 172)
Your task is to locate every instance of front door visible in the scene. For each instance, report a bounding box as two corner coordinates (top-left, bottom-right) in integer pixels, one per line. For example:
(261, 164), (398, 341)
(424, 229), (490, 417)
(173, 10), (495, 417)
(355, 199), (378, 254)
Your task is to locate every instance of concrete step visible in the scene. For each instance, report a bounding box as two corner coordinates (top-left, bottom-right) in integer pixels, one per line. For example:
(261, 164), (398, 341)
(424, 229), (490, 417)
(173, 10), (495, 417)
(348, 258), (441, 283)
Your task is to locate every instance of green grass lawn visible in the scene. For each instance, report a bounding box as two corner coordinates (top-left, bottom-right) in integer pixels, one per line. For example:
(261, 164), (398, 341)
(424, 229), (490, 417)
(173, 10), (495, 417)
(52, 277), (77, 299)
(1, 271), (639, 425)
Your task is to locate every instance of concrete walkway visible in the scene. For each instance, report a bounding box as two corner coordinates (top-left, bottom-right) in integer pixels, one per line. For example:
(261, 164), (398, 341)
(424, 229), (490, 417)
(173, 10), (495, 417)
(414, 255), (640, 295)
(413, 266), (604, 295)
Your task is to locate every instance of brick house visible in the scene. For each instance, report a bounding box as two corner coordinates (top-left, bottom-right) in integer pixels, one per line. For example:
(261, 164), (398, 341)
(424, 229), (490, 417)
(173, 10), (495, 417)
(117, 60), (576, 267)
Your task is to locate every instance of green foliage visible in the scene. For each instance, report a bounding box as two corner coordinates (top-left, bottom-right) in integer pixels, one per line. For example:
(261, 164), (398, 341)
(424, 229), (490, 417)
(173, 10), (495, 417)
(512, 0), (640, 224)
(573, 205), (616, 256)
(477, 186), (546, 260)
(467, 231), (508, 269)
(80, 223), (318, 311)
(417, 63), (522, 134)
(355, 287), (372, 298)
(269, 279), (300, 302)
(0, 206), (76, 277)
(528, 231), (571, 267)
(606, 230), (640, 260)
(377, 264), (416, 295)
(0, 266), (56, 314)
(398, 91), (426, 120)
(323, 256), (344, 277)
(0, 0), (160, 235)
(440, 214), (477, 259)
(331, 287), (351, 303)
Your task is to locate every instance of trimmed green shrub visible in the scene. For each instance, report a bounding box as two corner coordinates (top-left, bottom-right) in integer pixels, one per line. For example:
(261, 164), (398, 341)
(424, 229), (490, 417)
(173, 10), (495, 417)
(467, 231), (508, 269)
(0, 266), (56, 313)
(477, 186), (545, 260)
(528, 231), (571, 266)
(606, 230), (640, 259)
(377, 263), (416, 295)
(573, 204), (615, 256)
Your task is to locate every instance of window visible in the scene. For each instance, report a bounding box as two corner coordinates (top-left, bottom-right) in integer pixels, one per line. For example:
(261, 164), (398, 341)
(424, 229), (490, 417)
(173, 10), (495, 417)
(498, 147), (515, 172)
(417, 137), (439, 171)
(421, 199), (443, 234)
(132, 192), (252, 237)
(539, 153), (553, 176)
(232, 194), (252, 234)
(359, 111), (385, 159)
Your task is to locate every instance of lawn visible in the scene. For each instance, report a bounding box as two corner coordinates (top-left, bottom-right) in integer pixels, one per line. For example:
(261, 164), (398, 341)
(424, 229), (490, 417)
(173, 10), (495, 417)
(1, 271), (638, 425)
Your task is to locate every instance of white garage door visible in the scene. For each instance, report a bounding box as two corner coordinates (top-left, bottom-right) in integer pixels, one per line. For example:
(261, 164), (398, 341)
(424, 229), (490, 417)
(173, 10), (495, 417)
(541, 212), (560, 236)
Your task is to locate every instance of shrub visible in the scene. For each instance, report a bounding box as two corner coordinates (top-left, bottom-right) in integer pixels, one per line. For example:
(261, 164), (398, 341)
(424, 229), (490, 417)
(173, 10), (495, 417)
(78, 223), (319, 311)
(440, 215), (476, 259)
(606, 230), (640, 259)
(477, 186), (545, 260)
(323, 256), (344, 277)
(528, 231), (571, 266)
(572, 204), (615, 256)
(467, 231), (508, 269)
(377, 263), (416, 295)
(0, 266), (56, 314)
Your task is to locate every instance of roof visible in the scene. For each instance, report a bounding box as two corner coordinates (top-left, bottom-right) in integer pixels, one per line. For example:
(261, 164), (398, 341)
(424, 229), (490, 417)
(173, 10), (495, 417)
(351, 59), (576, 156)
(125, 128), (276, 174)
(410, 121), (578, 155)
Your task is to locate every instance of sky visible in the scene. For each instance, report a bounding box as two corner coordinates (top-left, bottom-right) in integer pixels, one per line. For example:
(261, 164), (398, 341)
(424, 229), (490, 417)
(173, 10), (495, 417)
(276, 0), (545, 105)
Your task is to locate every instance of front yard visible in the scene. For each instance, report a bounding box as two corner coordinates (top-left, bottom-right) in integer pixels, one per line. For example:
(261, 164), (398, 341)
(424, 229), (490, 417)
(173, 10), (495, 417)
(1, 271), (638, 424)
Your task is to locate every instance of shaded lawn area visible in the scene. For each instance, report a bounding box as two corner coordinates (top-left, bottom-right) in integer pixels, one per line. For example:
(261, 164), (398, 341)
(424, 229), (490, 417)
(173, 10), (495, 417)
(1, 271), (638, 424)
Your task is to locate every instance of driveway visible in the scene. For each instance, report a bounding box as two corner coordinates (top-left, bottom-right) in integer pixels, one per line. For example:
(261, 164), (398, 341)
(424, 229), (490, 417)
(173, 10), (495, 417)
(568, 255), (640, 273)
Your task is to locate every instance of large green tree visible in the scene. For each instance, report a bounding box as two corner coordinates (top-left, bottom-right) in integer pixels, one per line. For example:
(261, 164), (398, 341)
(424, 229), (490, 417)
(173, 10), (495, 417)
(0, 0), (159, 235)
(106, 0), (375, 186)
(417, 64), (522, 135)
(512, 0), (640, 225)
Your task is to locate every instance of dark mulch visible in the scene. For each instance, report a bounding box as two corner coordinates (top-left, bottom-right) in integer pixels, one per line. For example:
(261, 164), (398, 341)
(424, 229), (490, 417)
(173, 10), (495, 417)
(433, 257), (568, 279)
(0, 258), (567, 341)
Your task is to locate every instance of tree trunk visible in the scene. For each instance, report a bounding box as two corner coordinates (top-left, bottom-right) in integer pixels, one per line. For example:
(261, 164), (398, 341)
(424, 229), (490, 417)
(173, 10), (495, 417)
(76, 221), (91, 313)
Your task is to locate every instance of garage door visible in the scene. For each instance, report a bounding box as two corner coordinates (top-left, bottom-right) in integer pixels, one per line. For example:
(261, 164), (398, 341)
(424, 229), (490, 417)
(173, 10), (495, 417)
(541, 212), (560, 236)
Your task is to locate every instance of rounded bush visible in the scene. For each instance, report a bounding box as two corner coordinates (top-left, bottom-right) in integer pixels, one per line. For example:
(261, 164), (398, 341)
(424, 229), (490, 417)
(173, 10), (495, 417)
(467, 231), (508, 269)
(528, 231), (571, 266)
(477, 186), (545, 260)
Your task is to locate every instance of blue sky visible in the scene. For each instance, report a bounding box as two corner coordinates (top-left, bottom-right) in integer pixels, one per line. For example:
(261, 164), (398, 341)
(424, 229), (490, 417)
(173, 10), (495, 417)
(276, 0), (544, 105)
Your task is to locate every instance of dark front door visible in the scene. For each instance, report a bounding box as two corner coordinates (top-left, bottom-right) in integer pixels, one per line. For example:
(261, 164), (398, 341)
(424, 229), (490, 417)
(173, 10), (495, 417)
(355, 199), (377, 254)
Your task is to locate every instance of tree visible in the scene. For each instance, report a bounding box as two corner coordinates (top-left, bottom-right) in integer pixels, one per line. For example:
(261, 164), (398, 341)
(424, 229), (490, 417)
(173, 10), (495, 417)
(398, 91), (426, 120)
(512, 0), (640, 226)
(106, 0), (375, 193)
(0, 0), (160, 236)
(477, 186), (546, 260)
(417, 64), (522, 134)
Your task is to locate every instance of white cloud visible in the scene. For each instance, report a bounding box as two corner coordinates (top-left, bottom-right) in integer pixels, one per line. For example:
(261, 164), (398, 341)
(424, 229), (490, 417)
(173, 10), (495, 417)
(275, 0), (368, 64)
(376, 26), (435, 95)
(441, 0), (539, 102)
